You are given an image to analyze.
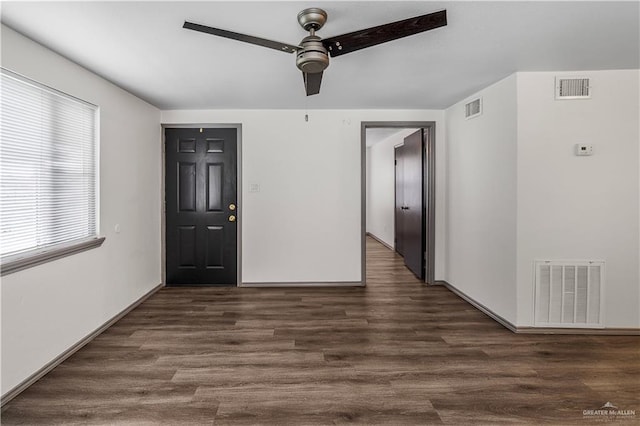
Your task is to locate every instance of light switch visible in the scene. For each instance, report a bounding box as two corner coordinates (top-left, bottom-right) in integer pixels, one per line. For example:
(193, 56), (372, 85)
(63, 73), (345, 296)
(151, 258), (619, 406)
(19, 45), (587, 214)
(575, 144), (594, 156)
(114, 224), (121, 234)
(249, 183), (260, 193)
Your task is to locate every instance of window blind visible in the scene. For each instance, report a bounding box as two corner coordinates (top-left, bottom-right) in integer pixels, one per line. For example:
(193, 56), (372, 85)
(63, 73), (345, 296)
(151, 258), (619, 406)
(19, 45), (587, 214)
(0, 69), (98, 259)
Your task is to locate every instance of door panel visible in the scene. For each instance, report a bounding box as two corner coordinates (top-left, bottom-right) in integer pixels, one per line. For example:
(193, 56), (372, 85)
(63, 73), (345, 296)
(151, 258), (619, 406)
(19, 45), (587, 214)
(178, 138), (196, 153)
(207, 163), (223, 211)
(205, 226), (224, 267)
(394, 129), (425, 280)
(165, 127), (237, 285)
(178, 226), (196, 267)
(207, 139), (224, 153)
(402, 129), (425, 279)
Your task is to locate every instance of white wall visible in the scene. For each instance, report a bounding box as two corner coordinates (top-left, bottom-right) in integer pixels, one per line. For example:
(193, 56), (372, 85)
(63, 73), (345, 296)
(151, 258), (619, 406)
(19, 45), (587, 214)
(446, 70), (640, 329)
(516, 70), (640, 328)
(445, 74), (519, 324)
(366, 129), (417, 248)
(1, 26), (162, 396)
(161, 109), (446, 283)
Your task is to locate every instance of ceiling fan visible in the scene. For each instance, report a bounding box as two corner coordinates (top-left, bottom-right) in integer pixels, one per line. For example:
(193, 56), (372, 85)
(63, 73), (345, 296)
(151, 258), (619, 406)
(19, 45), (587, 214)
(183, 8), (447, 96)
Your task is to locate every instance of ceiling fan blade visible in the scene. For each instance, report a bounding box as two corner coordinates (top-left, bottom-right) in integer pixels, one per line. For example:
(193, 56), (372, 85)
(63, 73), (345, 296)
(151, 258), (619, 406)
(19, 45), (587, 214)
(303, 72), (323, 96)
(322, 10), (447, 57)
(183, 21), (300, 54)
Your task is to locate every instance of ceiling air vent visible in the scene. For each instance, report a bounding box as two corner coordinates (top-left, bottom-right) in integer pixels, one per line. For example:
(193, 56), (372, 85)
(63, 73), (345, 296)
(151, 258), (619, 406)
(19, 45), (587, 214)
(464, 97), (482, 119)
(556, 77), (591, 99)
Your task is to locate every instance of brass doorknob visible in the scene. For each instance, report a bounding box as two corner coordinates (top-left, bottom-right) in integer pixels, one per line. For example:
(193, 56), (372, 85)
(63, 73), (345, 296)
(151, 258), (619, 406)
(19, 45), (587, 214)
(229, 203), (236, 211)
(229, 215), (236, 222)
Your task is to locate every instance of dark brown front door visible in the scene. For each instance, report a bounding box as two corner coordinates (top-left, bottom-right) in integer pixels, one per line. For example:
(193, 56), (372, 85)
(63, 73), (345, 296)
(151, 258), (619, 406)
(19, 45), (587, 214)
(165, 127), (237, 285)
(395, 129), (425, 280)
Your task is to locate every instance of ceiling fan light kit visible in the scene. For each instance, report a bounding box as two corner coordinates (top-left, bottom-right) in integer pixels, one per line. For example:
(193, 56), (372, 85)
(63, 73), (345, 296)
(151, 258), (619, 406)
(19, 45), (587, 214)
(183, 8), (447, 96)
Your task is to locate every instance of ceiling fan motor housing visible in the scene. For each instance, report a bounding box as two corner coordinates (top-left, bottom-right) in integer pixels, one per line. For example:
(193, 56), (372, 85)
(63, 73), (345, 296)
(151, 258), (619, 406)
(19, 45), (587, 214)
(296, 35), (329, 73)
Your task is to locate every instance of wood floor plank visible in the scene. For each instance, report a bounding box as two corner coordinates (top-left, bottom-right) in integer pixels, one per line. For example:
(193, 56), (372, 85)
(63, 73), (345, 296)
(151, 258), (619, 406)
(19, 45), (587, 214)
(2, 237), (638, 425)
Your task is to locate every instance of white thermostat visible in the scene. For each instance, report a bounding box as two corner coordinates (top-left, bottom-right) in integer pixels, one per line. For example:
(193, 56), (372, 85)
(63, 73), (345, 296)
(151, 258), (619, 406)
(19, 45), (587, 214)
(575, 144), (594, 156)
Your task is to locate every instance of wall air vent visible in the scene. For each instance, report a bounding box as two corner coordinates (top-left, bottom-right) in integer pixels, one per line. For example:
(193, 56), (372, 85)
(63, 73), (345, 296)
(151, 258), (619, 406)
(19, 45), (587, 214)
(555, 77), (591, 99)
(534, 260), (604, 328)
(464, 97), (482, 119)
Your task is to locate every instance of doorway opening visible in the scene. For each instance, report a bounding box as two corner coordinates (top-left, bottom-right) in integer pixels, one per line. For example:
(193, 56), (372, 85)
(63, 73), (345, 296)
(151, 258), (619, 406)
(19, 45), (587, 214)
(362, 122), (436, 284)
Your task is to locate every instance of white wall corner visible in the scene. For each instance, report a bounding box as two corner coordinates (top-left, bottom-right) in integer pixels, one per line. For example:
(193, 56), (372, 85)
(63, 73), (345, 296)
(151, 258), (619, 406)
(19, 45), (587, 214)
(444, 72), (519, 324)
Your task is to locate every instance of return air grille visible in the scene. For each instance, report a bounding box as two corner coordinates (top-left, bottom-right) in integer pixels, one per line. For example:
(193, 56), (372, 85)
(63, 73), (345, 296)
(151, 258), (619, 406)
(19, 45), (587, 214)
(555, 77), (591, 99)
(464, 97), (482, 119)
(534, 260), (604, 328)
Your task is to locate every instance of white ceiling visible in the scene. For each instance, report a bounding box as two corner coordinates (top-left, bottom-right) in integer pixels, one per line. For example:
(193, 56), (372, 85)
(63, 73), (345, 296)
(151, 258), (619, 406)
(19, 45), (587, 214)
(2, 1), (638, 110)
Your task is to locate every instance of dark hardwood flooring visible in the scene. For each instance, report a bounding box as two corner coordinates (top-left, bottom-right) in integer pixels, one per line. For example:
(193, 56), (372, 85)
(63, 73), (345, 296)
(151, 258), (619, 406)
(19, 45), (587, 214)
(2, 238), (639, 425)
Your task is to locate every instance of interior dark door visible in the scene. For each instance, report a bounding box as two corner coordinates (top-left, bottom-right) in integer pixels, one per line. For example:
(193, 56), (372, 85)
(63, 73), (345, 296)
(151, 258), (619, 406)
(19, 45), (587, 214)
(394, 146), (405, 257)
(398, 129), (425, 280)
(165, 127), (237, 285)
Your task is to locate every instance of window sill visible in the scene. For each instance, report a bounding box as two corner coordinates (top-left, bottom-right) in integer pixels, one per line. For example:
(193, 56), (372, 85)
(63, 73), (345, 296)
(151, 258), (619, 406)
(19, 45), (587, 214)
(1, 237), (106, 276)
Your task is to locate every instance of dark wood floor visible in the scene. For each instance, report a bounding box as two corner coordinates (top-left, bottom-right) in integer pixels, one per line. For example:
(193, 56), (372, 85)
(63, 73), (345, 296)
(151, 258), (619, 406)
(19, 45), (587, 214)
(2, 238), (639, 425)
